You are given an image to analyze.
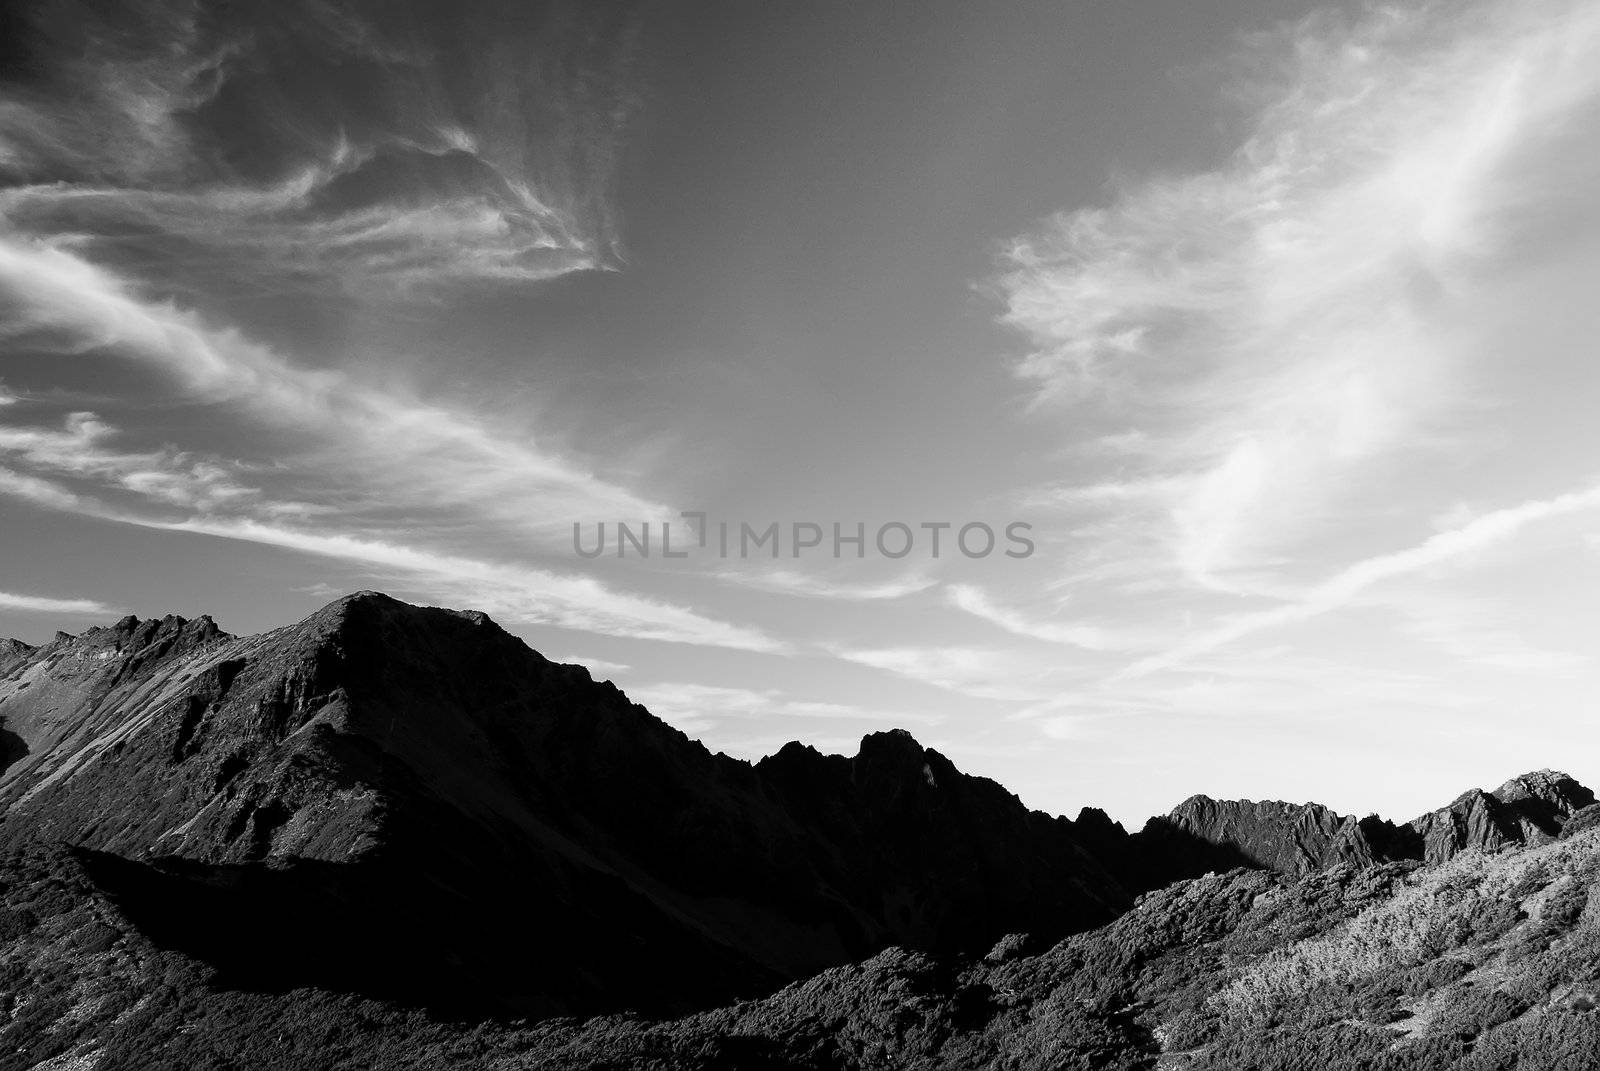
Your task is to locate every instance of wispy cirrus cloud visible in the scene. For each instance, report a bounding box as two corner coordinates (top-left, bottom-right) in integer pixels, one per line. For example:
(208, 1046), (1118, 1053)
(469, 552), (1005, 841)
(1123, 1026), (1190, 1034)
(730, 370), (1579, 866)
(1121, 482), (1600, 677)
(0, 242), (785, 648)
(717, 567), (936, 602)
(0, 410), (300, 515)
(625, 680), (936, 741)
(541, 653), (633, 680)
(0, 1), (776, 656)
(827, 644), (1058, 702)
(995, 0), (1600, 590)
(0, 590), (121, 616)
(0, 0), (640, 296)
(1385, 590), (1589, 675)
(155, 514), (783, 652)
(0, 236), (666, 541)
(0, 454), (780, 652)
(944, 584), (1108, 650)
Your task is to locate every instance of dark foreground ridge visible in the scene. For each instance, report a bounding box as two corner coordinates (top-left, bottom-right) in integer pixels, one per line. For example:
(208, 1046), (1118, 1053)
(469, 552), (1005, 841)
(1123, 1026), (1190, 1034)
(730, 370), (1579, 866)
(1, 593), (1597, 1069)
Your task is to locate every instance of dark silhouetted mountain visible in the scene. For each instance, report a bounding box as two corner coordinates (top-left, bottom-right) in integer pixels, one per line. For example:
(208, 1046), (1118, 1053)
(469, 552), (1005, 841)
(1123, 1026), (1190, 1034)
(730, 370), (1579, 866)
(0, 593), (1132, 1019)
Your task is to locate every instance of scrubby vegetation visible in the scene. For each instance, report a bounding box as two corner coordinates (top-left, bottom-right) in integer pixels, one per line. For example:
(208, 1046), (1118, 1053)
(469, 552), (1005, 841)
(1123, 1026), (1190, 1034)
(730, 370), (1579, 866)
(4, 829), (1600, 1069)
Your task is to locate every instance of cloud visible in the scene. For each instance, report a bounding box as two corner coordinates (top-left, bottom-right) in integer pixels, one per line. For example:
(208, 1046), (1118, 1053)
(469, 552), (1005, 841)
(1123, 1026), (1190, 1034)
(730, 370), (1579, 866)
(827, 644), (1055, 702)
(1388, 591), (1589, 674)
(718, 567), (937, 601)
(625, 681), (934, 739)
(0, 463), (95, 512)
(0, 590), (121, 616)
(541, 654), (633, 680)
(1019, 653), (1488, 765)
(0, 454), (780, 653)
(993, 0), (1600, 587)
(0, 0), (641, 297)
(0, 411), (282, 514)
(0, 236), (666, 531)
(944, 584), (1107, 649)
(0, 1), (757, 657)
(1020, 475), (1186, 510)
(1122, 482), (1600, 676)
(157, 515), (786, 651)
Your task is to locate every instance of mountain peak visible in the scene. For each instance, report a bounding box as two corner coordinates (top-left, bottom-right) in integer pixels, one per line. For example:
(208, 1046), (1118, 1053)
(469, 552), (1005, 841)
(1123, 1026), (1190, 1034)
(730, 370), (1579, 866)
(857, 727), (926, 757)
(1494, 769), (1591, 803)
(298, 589), (417, 630)
(290, 590), (515, 648)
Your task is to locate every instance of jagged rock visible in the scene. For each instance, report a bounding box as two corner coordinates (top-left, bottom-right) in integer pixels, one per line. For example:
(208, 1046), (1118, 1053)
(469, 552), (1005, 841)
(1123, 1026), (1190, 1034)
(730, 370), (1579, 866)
(1133, 796), (1409, 882)
(1492, 770), (1596, 835)
(753, 730), (1129, 956)
(0, 638), (33, 676)
(1407, 771), (1595, 864)
(1134, 772), (1597, 881)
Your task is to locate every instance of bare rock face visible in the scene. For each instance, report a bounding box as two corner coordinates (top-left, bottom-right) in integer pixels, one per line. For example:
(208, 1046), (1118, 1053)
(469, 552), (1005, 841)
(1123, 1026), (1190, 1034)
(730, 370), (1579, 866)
(1126, 768), (1600, 883)
(1128, 771), (1598, 884)
(1407, 770), (1596, 864)
(0, 592), (1132, 1018)
(0, 638), (33, 677)
(1133, 796), (1419, 883)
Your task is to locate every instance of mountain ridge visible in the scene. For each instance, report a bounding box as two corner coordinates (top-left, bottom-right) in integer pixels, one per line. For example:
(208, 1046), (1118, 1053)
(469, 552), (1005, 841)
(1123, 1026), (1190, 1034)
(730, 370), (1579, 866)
(0, 592), (1137, 1018)
(4, 593), (1588, 849)
(2, 592), (1589, 883)
(2, 592), (1599, 1067)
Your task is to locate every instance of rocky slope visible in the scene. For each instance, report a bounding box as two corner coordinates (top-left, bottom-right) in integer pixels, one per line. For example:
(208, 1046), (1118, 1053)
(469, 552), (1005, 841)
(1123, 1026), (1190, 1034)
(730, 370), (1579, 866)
(6, 821), (1600, 1069)
(0, 593), (1132, 1018)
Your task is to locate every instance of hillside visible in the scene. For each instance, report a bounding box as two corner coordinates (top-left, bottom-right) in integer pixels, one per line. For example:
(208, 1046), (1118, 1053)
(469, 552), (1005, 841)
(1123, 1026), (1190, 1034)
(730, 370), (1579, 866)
(5, 823), (1600, 1069)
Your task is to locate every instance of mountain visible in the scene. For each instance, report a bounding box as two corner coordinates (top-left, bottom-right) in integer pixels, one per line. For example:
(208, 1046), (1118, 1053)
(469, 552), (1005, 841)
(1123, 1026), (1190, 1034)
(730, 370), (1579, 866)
(2, 592), (1598, 1069)
(0, 592), (1132, 1019)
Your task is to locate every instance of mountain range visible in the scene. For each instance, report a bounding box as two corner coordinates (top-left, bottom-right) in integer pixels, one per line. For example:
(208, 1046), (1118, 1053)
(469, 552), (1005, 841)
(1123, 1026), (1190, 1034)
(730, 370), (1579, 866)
(0, 592), (1596, 1069)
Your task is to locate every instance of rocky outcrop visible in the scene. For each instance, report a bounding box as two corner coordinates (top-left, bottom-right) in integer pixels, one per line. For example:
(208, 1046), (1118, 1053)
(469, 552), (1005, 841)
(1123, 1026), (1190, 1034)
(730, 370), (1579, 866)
(0, 592), (1132, 1018)
(0, 638), (32, 676)
(1133, 796), (1418, 883)
(1127, 770), (1597, 883)
(1407, 770), (1595, 864)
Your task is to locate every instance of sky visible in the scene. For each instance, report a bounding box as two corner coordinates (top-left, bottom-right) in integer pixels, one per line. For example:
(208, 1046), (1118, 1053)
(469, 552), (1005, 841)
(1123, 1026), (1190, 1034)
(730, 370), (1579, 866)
(3, 0), (1600, 826)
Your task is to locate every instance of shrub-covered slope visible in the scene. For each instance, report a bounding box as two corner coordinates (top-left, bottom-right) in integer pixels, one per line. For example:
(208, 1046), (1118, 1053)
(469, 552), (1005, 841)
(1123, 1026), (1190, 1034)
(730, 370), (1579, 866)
(5, 826), (1600, 1069)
